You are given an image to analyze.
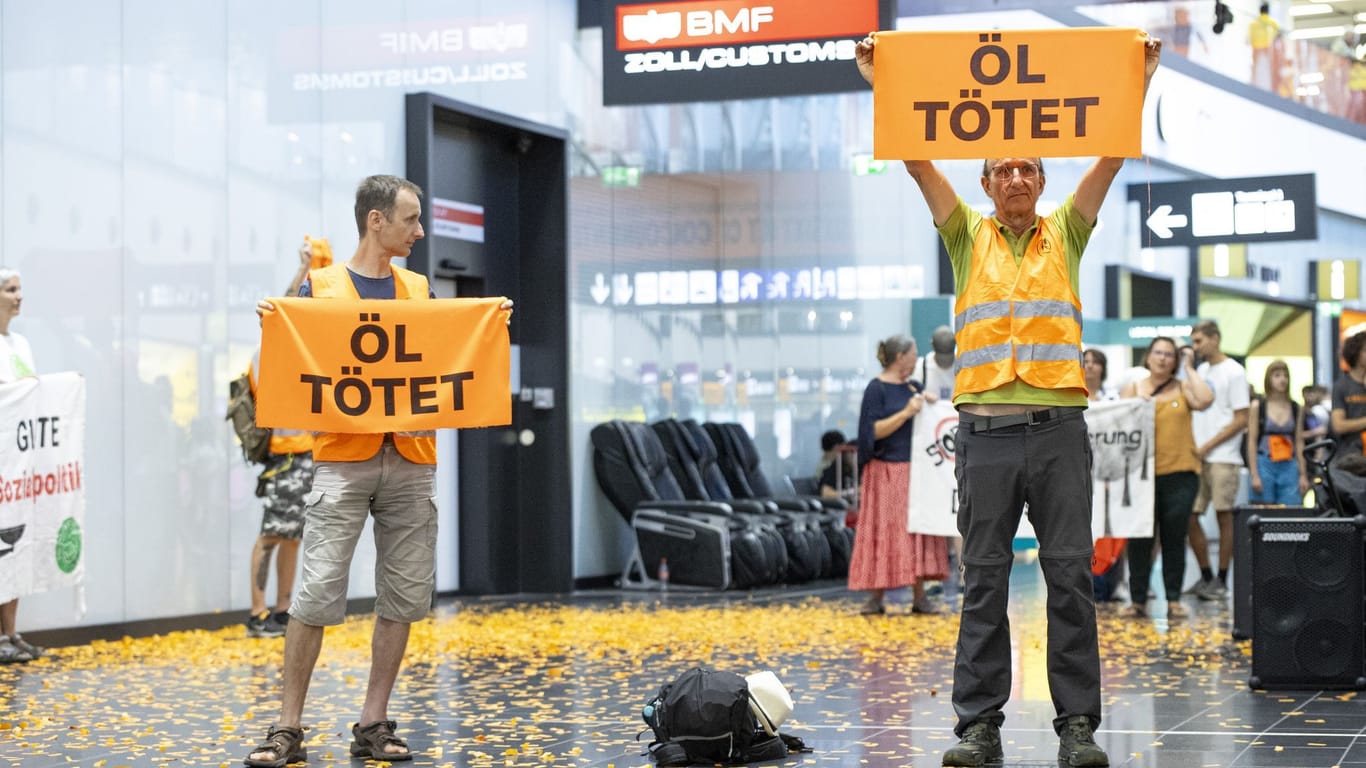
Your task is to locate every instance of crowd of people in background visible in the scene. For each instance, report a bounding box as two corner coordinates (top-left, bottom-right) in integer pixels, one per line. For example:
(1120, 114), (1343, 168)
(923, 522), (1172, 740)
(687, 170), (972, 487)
(837, 313), (1361, 632)
(1075, 319), (1366, 623)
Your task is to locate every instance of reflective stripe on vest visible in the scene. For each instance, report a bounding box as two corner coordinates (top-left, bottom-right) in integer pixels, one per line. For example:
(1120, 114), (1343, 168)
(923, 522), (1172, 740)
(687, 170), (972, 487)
(308, 263), (436, 465)
(952, 216), (1086, 396)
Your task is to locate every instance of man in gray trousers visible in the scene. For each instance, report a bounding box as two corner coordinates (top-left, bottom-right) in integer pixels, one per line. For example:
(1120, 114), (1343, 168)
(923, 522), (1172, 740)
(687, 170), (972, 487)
(856, 30), (1164, 768)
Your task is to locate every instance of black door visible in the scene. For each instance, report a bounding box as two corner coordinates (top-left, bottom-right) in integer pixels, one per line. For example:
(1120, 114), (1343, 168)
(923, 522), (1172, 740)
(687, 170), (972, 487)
(407, 94), (571, 595)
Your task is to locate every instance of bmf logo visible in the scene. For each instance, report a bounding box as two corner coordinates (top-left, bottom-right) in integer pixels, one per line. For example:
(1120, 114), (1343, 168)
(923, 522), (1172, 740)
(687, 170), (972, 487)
(622, 5), (775, 46)
(622, 10), (681, 45)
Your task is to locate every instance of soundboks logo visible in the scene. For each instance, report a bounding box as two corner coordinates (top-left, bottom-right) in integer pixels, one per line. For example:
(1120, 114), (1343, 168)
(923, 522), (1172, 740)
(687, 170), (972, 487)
(1262, 532), (1311, 542)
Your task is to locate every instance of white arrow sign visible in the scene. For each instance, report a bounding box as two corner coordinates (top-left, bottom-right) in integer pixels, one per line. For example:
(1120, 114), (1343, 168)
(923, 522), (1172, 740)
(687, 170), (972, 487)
(590, 273), (611, 305)
(612, 273), (634, 305)
(1145, 204), (1189, 239)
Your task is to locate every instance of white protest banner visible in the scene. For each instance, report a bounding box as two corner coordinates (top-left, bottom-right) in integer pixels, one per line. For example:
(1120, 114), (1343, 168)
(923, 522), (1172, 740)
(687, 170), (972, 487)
(908, 397), (1154, 540)
(1085, 397), (1154, 540)
(0, 373), (86, 603)
(908, 399), (961, 536)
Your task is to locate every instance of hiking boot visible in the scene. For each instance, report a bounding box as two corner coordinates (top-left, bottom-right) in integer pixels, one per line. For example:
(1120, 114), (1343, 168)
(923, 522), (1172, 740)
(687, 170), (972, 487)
(1198, 579), (1229, 602)
(1058, 715), (1108, 767)
(942, 721), (1003, 766)
(246, 611), (286, 638)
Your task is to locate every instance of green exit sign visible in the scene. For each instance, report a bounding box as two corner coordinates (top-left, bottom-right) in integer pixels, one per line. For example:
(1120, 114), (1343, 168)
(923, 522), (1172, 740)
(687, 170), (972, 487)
(852, 154), (888, 176)
(602, 166), (640, 187)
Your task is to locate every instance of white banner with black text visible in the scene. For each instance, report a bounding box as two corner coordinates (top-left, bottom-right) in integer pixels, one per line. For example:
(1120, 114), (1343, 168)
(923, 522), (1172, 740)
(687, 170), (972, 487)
(0, 373), (86, 603)
(907, 397), (1155, 541)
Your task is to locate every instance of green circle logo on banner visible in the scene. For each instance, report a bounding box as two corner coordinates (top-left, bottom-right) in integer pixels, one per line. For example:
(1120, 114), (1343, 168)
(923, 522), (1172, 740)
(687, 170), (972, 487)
(55, 517), (82, 574)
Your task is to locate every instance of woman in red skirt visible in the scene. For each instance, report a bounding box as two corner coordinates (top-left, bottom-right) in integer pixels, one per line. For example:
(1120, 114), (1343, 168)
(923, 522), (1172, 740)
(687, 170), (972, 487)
(850, 334), (949, 615)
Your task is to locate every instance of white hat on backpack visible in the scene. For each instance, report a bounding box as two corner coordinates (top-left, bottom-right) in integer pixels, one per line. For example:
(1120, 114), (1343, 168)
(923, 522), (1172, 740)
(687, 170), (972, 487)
(745, 671), (794, 736)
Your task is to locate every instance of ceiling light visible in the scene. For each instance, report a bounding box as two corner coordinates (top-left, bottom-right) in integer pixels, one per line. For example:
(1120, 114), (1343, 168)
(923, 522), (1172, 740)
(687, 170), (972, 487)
(1289, 25), (1347, 39)
(1289, 3), (1335, 16)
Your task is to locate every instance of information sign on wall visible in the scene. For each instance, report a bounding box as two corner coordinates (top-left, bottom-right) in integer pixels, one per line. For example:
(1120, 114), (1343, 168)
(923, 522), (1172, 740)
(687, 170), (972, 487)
(602, 0), (893, 105)
(1126, 173), (1317, 247)
(431, 198), (485, 243)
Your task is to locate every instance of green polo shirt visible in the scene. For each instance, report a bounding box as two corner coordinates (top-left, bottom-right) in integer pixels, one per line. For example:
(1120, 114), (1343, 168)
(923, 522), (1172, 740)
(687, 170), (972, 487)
(937, 193), (1093, 408)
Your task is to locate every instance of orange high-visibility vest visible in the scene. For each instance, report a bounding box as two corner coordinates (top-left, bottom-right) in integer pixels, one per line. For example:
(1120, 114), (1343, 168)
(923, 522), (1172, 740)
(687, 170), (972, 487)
(248, 351), (314, 455)
(953, 218), (1086, 396)
(308, 263), (437, 465)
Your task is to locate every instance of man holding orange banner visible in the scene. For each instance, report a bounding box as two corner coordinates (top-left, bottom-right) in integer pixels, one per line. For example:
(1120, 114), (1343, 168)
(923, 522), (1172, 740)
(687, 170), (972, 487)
(857, 31), (1161, 768)
(244, 175), (512, 768)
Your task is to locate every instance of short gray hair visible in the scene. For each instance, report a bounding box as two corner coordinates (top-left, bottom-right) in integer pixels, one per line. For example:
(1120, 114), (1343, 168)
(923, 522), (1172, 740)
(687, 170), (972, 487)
(0, 267), (21, 286)
(354, 175), (423, 238)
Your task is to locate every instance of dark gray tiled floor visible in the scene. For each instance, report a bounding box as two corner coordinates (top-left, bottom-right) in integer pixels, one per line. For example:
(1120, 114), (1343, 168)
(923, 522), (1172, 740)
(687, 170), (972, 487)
(1, 566), (1363, 768)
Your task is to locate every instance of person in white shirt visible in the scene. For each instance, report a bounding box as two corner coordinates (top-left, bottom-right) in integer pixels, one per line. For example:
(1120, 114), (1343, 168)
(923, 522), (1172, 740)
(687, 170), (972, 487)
(920, 325), (960, 601)
(921, 325), (956, 401)
(0, 268), (40, 664)
(1186, 321), (1249, 602)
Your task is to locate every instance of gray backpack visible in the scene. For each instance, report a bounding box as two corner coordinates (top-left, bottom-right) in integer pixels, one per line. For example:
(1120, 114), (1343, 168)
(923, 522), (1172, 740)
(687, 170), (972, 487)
(226, 371), (271, 465)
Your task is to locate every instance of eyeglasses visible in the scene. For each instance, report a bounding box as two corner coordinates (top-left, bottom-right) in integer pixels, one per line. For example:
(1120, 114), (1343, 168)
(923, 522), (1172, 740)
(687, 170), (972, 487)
(1150, 350), (1176, 358)
(989, 163), (1040, 182)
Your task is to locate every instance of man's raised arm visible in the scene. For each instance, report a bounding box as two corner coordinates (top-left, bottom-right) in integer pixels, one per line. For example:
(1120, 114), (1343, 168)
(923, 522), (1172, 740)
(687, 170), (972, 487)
(1074, 36), (1163, 224)
(856, 33), (958, 227)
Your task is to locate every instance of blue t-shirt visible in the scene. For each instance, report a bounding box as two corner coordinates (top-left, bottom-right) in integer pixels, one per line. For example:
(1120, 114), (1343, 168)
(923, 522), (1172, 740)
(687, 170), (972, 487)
(856, 378), (923, 468)
(298, 269), (436, 299)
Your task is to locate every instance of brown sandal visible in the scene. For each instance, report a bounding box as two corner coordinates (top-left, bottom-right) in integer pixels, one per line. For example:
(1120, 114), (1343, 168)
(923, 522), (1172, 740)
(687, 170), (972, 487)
(243, 725), (306, 767)
(350, 719), (413, 761)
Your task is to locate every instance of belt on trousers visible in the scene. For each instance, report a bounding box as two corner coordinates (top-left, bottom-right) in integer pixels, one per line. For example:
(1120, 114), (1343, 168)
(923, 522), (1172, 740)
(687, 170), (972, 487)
(961, 406), (1083, 433)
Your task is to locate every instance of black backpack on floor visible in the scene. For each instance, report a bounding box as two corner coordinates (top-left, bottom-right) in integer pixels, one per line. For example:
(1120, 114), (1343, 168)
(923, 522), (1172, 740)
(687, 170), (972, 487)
(641, 666), (809, 766)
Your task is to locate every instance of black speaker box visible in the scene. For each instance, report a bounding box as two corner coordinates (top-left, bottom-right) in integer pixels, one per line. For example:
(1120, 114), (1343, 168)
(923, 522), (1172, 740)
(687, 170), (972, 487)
(1248, 515), (1366, 690)
(1233, 505), (1296, 641)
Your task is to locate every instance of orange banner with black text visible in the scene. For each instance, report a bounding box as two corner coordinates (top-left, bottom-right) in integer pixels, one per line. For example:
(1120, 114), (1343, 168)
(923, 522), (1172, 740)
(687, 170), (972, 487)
(873, 27), (1146, 160)
(256, 297), (511, 433)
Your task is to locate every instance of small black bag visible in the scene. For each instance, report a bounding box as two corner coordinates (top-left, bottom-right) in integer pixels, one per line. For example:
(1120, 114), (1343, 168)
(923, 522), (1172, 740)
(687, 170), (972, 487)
(641, 667), (809, 766)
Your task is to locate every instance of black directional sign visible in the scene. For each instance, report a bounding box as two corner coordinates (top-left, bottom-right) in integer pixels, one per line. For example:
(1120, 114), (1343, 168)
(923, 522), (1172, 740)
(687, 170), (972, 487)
(1126, 173), (1316, 247)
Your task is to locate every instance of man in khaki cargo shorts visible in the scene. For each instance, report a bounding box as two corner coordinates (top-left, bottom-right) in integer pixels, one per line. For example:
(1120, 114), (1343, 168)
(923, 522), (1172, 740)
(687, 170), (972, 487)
(244, 175), (511, 767)
(1186, 320), (1249, 603)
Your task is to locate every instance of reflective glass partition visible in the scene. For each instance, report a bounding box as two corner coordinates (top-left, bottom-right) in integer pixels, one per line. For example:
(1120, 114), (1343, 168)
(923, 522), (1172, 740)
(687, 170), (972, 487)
(2, 2), (1362, 628)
